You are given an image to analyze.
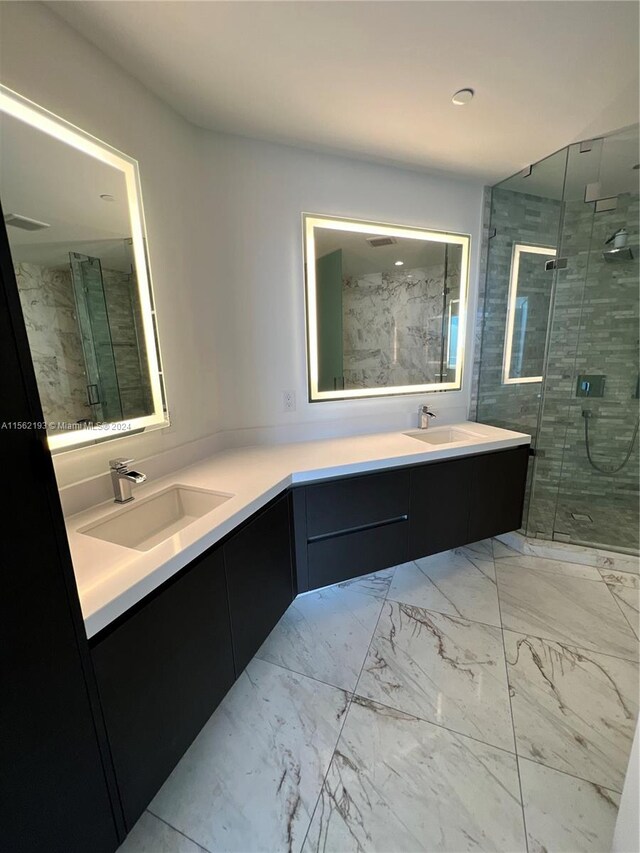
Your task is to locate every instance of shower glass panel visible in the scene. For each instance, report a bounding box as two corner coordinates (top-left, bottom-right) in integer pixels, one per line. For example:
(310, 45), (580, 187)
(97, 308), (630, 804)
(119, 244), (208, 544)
(540, 131), (639, 553)
(69, 252), (123, 425)
(476, 125), (639, 555)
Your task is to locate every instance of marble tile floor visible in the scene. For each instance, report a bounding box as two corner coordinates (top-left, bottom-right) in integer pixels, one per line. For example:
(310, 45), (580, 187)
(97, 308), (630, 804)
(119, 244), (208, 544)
(119, 539), (639, 853)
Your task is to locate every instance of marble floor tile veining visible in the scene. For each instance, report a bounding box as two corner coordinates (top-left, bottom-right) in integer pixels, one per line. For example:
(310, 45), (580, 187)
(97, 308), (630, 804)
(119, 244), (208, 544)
(518, 757), (621, 853)
(335, 566), (396, 599)
(599, 569), (640, 640)
(357, 600), (514, 751)
(302, 696), (526, 853)
(453, 538), (497, 579)
(149, 658), (349, 853)
(389, 550), (502, 627)
(505, 630), (639, 791)
(256, 583), (384, 691)
(120, 538), (639, 853)
(496, 563), (639, 661)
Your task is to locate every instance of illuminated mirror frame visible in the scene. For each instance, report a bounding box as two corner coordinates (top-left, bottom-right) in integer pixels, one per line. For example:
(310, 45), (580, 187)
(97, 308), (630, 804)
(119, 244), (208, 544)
(303, 214), (470, 402)
(502, 243), (556, 385)
(0, 85), (168, 451)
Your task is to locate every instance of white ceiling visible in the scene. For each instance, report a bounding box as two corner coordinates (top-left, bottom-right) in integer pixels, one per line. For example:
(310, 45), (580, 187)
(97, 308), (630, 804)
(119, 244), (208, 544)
(49, 1), (639, 183)
(0, 110), (133, 269)
(315, 227), (449, 276)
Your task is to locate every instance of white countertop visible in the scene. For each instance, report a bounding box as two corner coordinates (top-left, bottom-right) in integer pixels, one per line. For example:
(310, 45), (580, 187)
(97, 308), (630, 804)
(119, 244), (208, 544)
(66, 422), (530, 638)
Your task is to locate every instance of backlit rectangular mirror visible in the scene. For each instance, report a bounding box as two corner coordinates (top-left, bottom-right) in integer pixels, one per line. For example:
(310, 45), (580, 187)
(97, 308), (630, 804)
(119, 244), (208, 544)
(502, 243), (556, 384)
(0, 86), (168, 451)
(304, 214), (470, 401)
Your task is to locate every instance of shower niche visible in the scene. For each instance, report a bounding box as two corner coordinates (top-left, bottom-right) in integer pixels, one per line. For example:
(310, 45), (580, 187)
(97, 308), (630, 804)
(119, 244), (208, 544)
(475, 126), (639, 554)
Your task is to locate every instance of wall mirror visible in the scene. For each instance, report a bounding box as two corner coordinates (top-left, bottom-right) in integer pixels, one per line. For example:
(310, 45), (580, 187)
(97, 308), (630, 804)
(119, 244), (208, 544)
(0, 86), (168, 451)
(502, 243), (556, 385)
(303, 214), (470, 401)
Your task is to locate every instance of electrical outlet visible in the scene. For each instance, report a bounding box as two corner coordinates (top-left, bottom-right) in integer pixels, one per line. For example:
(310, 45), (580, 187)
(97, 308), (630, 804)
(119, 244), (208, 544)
(282, 390), (296, 412)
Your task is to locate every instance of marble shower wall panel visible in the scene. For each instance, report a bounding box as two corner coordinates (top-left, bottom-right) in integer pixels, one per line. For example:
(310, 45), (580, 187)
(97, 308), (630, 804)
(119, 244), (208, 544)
(14, 262), (90, 425)
(342, 260), (456, 389)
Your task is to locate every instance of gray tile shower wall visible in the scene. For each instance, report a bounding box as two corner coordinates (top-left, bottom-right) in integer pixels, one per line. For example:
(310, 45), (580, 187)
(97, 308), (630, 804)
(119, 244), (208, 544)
(468, 186), (492, 420)
(475, 187), (562, 439)
(474, 188), (562, 525)
(529, 193), (639, 550)
(473, 183), (639, 554)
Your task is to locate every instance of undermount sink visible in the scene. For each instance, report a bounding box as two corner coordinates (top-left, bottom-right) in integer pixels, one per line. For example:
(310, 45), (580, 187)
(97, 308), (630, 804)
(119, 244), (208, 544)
(80, 485), (234, 551)
(405, 426), (483, 446)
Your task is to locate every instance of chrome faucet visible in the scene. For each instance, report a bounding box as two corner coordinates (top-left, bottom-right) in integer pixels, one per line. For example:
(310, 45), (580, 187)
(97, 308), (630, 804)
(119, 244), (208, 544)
(418, 404), (436, 429)
(109, 458), (147, 503)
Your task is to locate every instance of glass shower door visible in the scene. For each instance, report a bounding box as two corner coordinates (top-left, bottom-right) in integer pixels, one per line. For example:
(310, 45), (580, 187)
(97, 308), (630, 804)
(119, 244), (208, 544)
(531, 133), (640, 553)
(69, 252), (123, 424)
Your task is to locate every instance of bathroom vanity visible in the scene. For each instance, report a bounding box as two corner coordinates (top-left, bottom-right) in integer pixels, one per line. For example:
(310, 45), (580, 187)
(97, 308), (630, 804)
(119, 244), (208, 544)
(71, 423), (530, 830)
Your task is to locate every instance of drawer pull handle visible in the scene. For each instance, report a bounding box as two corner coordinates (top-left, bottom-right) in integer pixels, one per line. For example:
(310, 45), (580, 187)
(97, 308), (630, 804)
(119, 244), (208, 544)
(307, 514), (408, 544)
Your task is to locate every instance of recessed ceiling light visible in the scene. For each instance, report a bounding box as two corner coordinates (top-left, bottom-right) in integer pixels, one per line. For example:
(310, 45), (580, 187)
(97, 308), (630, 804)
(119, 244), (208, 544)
(395, 260), (404, 266)
(452, 88), (474, 106)
(100, 193), (115, 202)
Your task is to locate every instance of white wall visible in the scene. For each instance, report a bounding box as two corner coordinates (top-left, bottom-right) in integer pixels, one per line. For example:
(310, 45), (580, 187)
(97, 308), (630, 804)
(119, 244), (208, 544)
(196, 131), (485, 440)
(1, 2), (485, 494)
(0, 2), (219, 488)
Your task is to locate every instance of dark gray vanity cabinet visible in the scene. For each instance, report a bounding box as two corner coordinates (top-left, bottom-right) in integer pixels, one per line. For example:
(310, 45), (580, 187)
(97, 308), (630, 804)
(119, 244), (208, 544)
(408, 456), (474, 559)
(294, 446), (529, 590)
(468, 445), (529, 542)
(294, 469), (410, 591)
(408, 445), (529, 559)
(91, 547), (235, 830)
(223, 493), (295, 673)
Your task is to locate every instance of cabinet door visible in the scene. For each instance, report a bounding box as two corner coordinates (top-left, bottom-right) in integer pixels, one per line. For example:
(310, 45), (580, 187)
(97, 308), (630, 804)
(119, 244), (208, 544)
(224, 494), (294, 673)
(92, 547), (235, 830)
(468, 446), (529, 542)
(408, 457), (474, 560)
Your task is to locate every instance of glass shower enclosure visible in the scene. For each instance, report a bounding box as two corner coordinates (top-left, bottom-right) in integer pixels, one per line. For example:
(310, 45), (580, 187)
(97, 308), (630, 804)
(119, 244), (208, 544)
(475, 126), (639, 555)
(70, 252), (123, 425)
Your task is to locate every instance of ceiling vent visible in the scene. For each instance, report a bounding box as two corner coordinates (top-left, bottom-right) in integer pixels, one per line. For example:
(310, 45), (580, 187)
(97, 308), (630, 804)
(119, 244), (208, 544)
(366, 235), (396, 248)
(4, 213), (51, 231)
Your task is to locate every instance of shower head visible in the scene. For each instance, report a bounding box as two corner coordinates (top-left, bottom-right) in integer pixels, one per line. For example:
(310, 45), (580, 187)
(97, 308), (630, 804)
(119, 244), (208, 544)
(602, 247), (634, 262)
(604, 228), (627, 246)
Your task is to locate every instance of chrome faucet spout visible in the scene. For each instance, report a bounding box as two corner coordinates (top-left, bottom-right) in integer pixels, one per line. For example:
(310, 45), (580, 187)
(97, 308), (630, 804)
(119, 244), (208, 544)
(109, 458), (147, 503)
(418, 405), (436, 429)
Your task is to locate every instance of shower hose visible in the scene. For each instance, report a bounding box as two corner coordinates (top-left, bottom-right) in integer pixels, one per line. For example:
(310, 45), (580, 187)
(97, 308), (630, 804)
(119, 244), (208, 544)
(583, 411), (640, 474)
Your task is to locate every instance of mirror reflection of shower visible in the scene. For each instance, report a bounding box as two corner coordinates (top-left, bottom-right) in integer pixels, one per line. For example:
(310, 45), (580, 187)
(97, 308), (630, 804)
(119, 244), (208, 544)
(11, 237), (153, 434)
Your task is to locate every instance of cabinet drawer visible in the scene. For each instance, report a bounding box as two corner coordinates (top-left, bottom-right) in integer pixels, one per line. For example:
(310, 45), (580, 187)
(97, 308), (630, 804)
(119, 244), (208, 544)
(308, 519), (408, 589)
(306, 469), (410, 538)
